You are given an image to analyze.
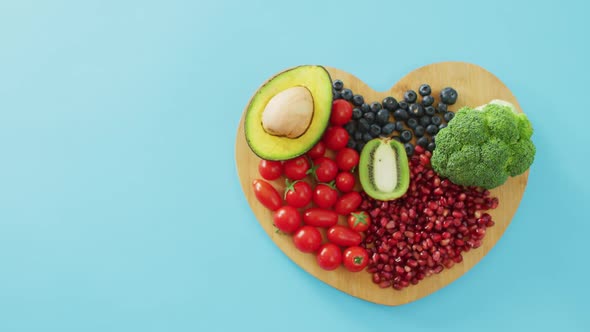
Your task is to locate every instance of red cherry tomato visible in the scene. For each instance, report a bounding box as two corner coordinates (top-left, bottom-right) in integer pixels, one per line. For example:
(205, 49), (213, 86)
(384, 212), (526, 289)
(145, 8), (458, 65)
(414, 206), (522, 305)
(252, 179), (282, 211)
(323, 127), (349, 151)
(293, 226), (322, 253)
(284, 180), (312, 208)
(327, 225), (362, 247)
(343, 246), (369, 272)
(335, 172), (355, 193)
(311, 157), (338, 183)
(316, 243), (342, 271)
(258, 159), (282, 180)
(330, 99), (353, 126)
(303, 208), (339, 228)
(283, 156), (310, 181)
(334, 191), (362, 215)
(307, 141), (326, 160)
(347, 211), (371, 232)
(273, 206), (301, 233)
(335, 148), (359, 172)
(312, 182), (338, 209)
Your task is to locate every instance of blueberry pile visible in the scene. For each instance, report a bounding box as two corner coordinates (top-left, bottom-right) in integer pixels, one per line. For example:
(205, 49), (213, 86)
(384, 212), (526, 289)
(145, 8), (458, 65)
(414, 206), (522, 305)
(333, 80), (458, 156)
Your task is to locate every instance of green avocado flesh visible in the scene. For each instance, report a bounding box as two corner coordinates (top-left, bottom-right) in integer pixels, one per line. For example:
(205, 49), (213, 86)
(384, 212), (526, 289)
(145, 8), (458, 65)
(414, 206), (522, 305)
(359, 138), (410, 201)
(244, 65), (333, 161)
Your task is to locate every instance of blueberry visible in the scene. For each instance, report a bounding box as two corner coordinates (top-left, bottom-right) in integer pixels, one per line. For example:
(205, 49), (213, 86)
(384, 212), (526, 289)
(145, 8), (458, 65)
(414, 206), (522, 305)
(347, 139), (357, 150)
(398, 101), (409, 110)
(404, 143), (415, 156)
(354, 131), (363, 141)
(425, 106), (436, 116)
(363, 112), (375, 123)
(409, 103), (424, 117)
(419, 84), (431, 96)
(420, 115), (431, 126)
(400, 130), (413, 143)
(443, 111), (455, 122)
(406, 118), (419, 129)
(414, 125), (425, 137)
(392, 136), (401, 142)
(333, 90), (342, 99)
(440, 87), (458, 105)
(352, 94), (364, 106)
(358, 118), (370, 133)
(370, 102), (382, 112)
(363, 132), (373, 143)
(426, 124), (439, 135)
(344, 120), (357, 135)
(437, 102), (448, 113)
(382, 96), (399, 111)
(431, 116), (442, 126)
(427, 141), (436, 152)
(361, 103), (371, 113)
(421, 95), (434, 107)
(438, 123), (448, 130)
(356, 142), (365, 152)
(417, 136), (429, 148)
(376, 109), (390, 124)
(341, 88), (353, 101)
(393, 109), (409, 121)
(395, 121), (404, 132)
(404, 90), (417, 103)
(352, 108), (362, 120)
(381, 123), (396, 136)
(333, 80), (343, 91)
(370, 124), (381, 137)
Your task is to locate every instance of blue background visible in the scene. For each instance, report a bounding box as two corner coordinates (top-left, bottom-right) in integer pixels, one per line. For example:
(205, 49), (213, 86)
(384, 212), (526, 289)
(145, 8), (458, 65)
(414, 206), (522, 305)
(1, 0), (588, 331)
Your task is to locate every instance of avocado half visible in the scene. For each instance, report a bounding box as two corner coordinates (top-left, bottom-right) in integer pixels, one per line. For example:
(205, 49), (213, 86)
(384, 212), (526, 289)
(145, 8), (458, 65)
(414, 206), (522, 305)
(244, 65), (333, 161)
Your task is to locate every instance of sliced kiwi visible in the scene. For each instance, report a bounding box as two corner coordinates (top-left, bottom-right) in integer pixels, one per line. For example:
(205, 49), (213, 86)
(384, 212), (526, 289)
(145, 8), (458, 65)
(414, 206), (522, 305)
(359, 138), (410, 201)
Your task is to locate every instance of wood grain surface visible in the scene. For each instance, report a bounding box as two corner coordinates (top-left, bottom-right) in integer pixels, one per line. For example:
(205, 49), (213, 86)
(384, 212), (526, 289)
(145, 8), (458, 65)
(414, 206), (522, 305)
(235, 62), (529, 306)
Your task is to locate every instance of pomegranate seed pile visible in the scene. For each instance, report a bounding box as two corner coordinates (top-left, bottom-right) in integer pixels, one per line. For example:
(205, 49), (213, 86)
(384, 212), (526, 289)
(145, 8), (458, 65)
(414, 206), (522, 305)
(360, 145), (499, 290)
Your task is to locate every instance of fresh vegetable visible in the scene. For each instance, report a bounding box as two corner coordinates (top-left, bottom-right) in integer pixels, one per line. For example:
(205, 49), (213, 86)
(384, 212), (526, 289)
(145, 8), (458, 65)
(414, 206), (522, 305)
(335, 172), (355, 193)
(323, 126), (349, 151)
(307, 141), (326, 160)
(309, 157), (338, 183)
(431, 100), (536, 189)
(330, 99), (353, 126)
(293, 226), (322, 253)
(283, 156), (310, 181)
(258, 159), (282, 181)
(303, 208), (339, 228)
(347, 211), (371, 232)
(273, 206), (301, 233)
(342, 246), (369, 272)
(284, 180), (312, 208)
(334, 191), (362, 215)
(252, 179), (282, 211)
(327, 225), (362, 247)
(317, 243), (342, 271)
(312, 182), (338, 209)
(335, 148), (359, 172)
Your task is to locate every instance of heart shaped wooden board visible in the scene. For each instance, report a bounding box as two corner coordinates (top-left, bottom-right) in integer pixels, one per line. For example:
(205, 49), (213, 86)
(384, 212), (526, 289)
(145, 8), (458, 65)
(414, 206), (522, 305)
(235, 62), (529, 306)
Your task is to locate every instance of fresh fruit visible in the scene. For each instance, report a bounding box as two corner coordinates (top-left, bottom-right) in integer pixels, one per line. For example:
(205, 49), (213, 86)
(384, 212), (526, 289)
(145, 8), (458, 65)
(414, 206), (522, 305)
(332, 79), (343, 91)
(370, 102), (382, 112)
(293, 226), (322, 253)
(363, 112), (375, 123)
(347, 211), (371, 232)
(418, 84), (431, 96)
(352, 108), (362, 120)
(330, 99), (353, 125)
(376, 109), (389, 125)
(437, 102), (448, 113)
(323, 126), (349, 151)
(335, 172), (355, 193)
(327, 225), (362, 247)
(381, 123), (396, 136)
(358, 138), (410, 201)
(406, 118), (418, 129)
(310, 157), (339, 182)
(341, 88), (353, 101)
(303, 208), (339, 228)
(416, 136), (429, 148)
(342, 246), (369, 272)
(317, 243), (342, 271)
(404, 143), (415, 156)
(335, 148), (359, 172)
(273, 206), (301, 233)
(334, 191), (363, 215)
(284, 180), (312, 208)
(244, 65), (333, 161)
(419, 115), (431, 126)
(252, 179), (282, 211)
(312, 182), (338, 209)
(414, 125), (425, 137)
(258, 159), (282, 180)
(284, 156), (310, 180)
(307, 141), (326, 159)
(426, 124), (438, 135)
(404, 90), (417, 103)
(382, 97), (398, 111)
(421, 95), (434, 107)
(431, 116), (442, 126)
(393, 109), (409, 121)
(409, 103), (424, 117)
(440, 87), (458, 105)
(352, 94), (364, 106)
(424, 106), (436, 116)
(443, 111), (455, 122)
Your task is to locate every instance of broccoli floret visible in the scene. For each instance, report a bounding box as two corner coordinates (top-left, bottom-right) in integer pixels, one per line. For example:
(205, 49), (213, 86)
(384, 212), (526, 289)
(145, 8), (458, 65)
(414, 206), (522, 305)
(431, 100), (536, 189)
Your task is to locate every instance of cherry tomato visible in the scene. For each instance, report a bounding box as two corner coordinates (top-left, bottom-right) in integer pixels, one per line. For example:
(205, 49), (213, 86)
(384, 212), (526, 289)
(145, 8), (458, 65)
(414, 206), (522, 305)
(334, 191), (362, 215)
(258, 159), (282, 180)
(293, 226), (322, 253)
(252, 179), (282, 211)
(307, 141), (326, 160)
(343, 246), (369, 272)
(323, 126), (349, 151)
(284, 180), (312, 208)
(327, 225), (362, 247)
(311, 157), (338, 183)
(335, 148), (359, 172)
(335, 172), (355, 193)
(312, 182), (338, 208)
(347, 211), (371, 232)
(283, 156), (310, 181)
(303, 208), (339, 228)
(316, 243), (342, 271)
(273, 206), (301, 233)
(330, 99), (353, 126)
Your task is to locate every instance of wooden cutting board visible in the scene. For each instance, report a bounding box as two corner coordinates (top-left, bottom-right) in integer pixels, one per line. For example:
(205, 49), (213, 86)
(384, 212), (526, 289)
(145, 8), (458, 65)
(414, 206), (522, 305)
(235, 62), (529, 306)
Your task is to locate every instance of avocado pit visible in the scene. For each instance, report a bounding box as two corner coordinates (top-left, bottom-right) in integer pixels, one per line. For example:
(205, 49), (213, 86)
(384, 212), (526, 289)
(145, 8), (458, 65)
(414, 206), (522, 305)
(261, 86), (314, 138)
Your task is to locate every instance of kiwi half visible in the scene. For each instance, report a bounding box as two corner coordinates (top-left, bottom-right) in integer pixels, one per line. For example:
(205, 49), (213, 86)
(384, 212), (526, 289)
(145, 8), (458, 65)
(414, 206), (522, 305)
(359, 138), (410, 201)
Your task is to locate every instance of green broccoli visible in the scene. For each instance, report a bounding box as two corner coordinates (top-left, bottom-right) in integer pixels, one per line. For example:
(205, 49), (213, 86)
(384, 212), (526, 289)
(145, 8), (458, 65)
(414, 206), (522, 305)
(431, 100), (536, 189)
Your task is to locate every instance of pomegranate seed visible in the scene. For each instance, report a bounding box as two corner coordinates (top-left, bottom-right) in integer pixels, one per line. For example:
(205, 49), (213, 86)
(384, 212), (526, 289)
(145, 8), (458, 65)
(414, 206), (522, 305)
(379, 281), (392, 288)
